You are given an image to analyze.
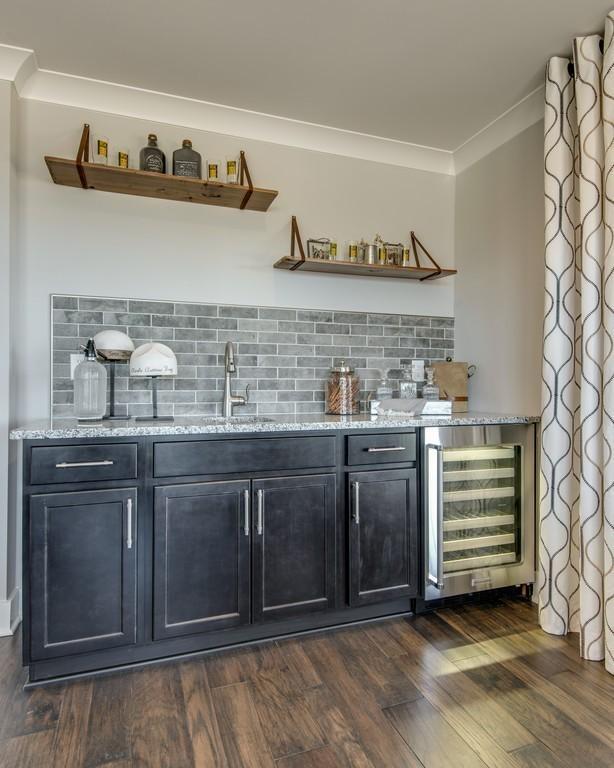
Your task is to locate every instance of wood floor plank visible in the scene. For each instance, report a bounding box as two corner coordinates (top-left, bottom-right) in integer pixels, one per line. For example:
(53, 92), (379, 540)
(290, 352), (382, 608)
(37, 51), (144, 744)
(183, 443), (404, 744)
(179, 660), (228, 768)
(453, 645), (614, 768)
(385, 697), (488, 768)
(510, 742), (565, 768)
(0, 730), (55, 768)
(1, 682), (64, 740)
(300, 633), (423, 768)
(441, 607), (614, 754)
(332, 626), (422, 708)
(302, 685), (376, 768)
(275, 745), (342, 768)
(383, 619), (535, 753)
(206, 642), (287, 689)
(211, 682), (275, 768)
(275, 638), (322, 690)
(129, 665), (194, 768)
(50, 679), (93, 768)
(410, 612), (485, 662)
(84, 673), (133, 767)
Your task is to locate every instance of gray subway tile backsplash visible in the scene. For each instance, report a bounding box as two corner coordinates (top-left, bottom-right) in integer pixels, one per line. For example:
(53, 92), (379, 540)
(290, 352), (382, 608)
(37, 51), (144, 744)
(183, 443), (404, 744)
(51, 295), (454, 418)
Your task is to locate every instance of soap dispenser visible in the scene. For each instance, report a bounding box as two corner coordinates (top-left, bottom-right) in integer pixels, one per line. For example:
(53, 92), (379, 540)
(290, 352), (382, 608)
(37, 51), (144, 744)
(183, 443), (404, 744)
(74, 338), (107, 421)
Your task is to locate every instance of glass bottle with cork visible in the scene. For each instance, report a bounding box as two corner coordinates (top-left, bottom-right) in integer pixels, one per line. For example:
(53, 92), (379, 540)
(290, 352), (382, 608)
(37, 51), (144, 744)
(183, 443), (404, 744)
(173, 139), (201, 178)
(140, 134), (166, 173)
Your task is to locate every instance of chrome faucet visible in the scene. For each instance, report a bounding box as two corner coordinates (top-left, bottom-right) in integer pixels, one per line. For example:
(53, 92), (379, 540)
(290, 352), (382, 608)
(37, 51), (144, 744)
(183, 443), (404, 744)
(222, 341), (249, 418)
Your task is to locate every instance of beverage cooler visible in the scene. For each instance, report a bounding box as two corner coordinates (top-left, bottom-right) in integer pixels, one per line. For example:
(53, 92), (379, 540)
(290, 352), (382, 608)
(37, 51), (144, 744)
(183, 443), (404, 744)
(423, 424), (535, 601)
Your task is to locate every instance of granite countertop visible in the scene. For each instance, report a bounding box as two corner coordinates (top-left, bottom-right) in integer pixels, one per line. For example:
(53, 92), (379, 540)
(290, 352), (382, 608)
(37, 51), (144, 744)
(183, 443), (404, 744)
(9, 412), (540, 440)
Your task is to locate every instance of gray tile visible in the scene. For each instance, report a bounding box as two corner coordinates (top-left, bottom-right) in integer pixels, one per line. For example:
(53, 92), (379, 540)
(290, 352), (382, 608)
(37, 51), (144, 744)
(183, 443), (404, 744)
(431, 317), (454, 328)
(218, 330), (257, 343)
(259, 307), (296, 321)
(219, 305), (258, 319)
(278, 391), (314, 402)
(257, 355), (297, 367)
(297, 334), (332, 346)
(197, 317), (238, 330)
(258, 403), (297, 415)
(175, 328), (218, 342)
(129, 300), (175, 314)
(315, 323), (350, 335)
(278, 321), (315, 333)
(278, 344), (315, 356)
(175, 353), (218, 366)
(334, 334), (364, 347)
(175, 378), (216, 390)
(315, 346), (351, 356)
(258, 379), (297, 390)
(238, 318), (278, 332)
(153, 314), (195, 328)
(53, 295), (79, 309)
(351, 324), (375, 336)
(238, 343), (277, 356)
(54, 323), (78, 337)
(297, 310), (334, 322)
(297, 356), (331, 368)
(334, 311), (367, 324)
(103, 312), (151, 327)
(257, 332), (297, 344)
(130, 326), (174, 341)
(54, 310), (103, 324)
(369, 336), (399, 348)
(279, 367), (316, 379)
(174, 302), (218, 317)
(79, 297), (128, 312)
(368, 313), (400, 325)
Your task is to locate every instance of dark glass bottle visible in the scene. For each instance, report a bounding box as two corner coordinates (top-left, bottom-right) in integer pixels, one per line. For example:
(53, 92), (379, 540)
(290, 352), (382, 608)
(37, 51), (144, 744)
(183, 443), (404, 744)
(139, 134), (166, 174)
(173, 139), (201, 178)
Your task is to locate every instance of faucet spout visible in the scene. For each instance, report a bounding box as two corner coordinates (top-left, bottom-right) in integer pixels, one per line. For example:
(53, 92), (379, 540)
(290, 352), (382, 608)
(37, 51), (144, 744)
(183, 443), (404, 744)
(222, 341), (248, 418)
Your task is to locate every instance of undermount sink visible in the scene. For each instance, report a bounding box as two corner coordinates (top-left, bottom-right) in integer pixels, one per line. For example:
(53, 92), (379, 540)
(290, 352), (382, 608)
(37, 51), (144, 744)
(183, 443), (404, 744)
(200, 416), (273, 425)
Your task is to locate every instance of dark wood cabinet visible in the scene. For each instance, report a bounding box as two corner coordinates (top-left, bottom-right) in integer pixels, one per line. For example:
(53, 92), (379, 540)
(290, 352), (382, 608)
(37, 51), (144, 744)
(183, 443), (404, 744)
(252, 474), (336, 622)
(348, 468), (418, 606)
(153, 480), (251, 639)
(29, 488), (137, 660)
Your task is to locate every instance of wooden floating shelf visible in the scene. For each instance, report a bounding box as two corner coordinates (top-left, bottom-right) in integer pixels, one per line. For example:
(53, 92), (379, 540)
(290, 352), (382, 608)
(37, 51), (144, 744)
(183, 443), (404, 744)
(275, 216), (456, 282)
(44, 124), (278, 212)
(274, 256), (456, 280)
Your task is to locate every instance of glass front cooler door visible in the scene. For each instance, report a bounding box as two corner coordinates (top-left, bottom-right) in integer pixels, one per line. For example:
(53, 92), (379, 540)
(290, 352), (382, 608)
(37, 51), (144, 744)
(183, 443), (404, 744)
(441, 445), (521, 573)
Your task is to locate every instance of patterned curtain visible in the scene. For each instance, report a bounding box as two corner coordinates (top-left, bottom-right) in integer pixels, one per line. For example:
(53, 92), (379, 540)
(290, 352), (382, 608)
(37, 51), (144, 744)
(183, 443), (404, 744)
(540, 16), (614, 672)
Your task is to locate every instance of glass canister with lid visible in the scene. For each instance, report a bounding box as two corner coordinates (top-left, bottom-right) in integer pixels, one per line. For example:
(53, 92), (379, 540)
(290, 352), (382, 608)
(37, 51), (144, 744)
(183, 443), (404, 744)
(326, 360), (360, 415)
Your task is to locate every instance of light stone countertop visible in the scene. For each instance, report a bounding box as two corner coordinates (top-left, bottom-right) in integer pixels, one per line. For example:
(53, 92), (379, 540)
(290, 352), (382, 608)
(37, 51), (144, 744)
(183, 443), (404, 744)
(9, 412), (540, 440)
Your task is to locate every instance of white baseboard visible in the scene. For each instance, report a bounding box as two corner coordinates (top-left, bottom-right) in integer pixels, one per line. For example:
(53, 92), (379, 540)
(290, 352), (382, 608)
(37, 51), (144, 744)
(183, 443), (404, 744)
(0, 587), (21, 636)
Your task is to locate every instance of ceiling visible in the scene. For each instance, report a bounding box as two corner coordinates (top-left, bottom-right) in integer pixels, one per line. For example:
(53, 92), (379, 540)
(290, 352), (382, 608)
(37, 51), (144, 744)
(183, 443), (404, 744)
(1, 0), (612, 150)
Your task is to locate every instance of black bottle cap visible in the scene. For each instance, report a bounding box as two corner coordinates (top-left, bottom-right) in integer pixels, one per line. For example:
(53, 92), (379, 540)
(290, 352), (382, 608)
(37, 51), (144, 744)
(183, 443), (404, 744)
(182, 139), (192, 147)
(148, 133), (158, 143)
(83, 338), (97, 360)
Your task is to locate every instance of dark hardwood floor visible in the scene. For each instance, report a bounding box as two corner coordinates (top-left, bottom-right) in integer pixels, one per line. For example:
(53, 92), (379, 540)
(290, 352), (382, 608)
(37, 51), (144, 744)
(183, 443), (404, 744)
(1, 598), (613, 767)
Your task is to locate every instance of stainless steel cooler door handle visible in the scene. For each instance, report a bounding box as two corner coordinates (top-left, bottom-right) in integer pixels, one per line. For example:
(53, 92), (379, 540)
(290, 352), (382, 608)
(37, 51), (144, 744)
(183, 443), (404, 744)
(256, 489), (264, 535)
(352, 481), (360, 525)
(426, 444), (444, 590)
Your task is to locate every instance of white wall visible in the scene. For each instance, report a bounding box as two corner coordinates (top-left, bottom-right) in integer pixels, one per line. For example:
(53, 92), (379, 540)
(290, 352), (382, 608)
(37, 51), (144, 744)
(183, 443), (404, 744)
(0, 79), (20, 634)
(454, 122), (544, 414)
(14, 98), (456, 423)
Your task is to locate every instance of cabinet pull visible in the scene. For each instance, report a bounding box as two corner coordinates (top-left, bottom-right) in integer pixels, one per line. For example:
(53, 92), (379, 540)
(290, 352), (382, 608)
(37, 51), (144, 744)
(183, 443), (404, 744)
(352, 481), (360, 525)
(55, 460), (115, 468)
(126, 498), (133, 550)
(243, 489), (250, 536)
(257, 489), (264, 535)
(366, 446), (406, 453)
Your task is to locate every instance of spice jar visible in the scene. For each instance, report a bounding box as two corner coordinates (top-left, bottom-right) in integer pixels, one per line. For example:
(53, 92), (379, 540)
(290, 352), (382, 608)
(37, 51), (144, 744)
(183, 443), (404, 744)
(326, 360), (360, 415)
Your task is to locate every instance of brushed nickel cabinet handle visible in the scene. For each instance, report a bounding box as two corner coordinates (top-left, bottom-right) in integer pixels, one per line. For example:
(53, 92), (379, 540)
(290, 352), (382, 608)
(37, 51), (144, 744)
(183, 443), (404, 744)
(352, 481), (360, 525)
(366, 446), (407, 453)
(244, 489), (250, 537)
(55, 460), (115, 468)
(257, 489), (264, 535)
(126, 498), (133, 550)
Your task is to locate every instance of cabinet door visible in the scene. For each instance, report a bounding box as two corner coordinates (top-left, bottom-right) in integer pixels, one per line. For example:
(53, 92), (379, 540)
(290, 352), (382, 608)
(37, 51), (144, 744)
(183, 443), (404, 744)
(348, 468), (418, 606)
(153, 480), (250, 639)
(252, 474), (336, 622)
(29, 488), (137, 660)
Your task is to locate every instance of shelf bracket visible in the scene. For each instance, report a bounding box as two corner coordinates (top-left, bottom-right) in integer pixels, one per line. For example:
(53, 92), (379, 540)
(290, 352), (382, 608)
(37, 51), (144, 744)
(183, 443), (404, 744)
(289, 216), (306, 269)
(239, 150), (254, 210)
(410, 231), (443, 281)
(75, 123), (90, 189)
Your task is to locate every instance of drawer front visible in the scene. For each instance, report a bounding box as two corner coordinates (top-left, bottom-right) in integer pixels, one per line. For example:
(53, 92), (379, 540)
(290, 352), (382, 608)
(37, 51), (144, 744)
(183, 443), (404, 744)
(30, 443), (138, 485)
(154, 436), (336, 477)
(347, 432), (416, 466)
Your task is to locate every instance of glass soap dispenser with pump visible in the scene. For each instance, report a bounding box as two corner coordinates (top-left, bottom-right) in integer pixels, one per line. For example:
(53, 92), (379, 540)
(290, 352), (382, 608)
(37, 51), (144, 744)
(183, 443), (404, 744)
(74, 338), (107, 421)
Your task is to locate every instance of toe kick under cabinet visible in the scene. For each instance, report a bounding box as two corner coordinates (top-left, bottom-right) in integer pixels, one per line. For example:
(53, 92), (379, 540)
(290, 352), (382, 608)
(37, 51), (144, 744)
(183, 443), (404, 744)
(21, 429), (419, 683)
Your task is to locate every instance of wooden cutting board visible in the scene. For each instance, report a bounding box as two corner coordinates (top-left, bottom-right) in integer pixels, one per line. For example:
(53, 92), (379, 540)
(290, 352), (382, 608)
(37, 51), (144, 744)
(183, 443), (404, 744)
(431, 362), (470, 412)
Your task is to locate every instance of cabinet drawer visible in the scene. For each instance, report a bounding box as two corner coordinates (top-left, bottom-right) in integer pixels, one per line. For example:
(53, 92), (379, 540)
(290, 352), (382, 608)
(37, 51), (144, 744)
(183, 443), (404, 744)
(30, 443), (138, 485)
(154, 436), (336, 477)
(347, 432), (416, 466)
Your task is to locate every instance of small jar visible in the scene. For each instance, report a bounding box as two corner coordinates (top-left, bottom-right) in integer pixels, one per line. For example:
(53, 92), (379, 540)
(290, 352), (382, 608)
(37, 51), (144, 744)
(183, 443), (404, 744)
(326, 360), (360, 415)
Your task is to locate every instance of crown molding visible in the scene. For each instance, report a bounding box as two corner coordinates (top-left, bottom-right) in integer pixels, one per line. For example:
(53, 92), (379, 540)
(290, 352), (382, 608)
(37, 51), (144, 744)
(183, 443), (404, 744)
(1, 42), (545, 176)
(453, 85), (544, 174)
(0, 44), (36, 87)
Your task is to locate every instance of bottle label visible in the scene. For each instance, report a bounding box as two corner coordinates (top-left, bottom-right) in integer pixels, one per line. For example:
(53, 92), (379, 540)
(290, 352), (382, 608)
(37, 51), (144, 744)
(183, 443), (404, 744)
(96, 139), (108, 158)
(145, 154), (164, 172)
(227, 160), (237, 175)
(118, 152), (129, 168)
(174, 160), (200, 178)
(330, 242), (337, 258)
(208, 163), (219, 180)
(349, 244), (357, 261)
